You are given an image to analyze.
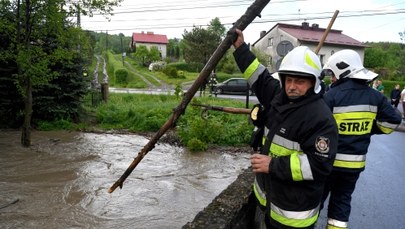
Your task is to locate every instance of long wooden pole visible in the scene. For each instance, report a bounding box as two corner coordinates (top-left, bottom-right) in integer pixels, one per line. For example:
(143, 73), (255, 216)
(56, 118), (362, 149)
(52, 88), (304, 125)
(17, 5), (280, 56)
(314, 10), (339, 54)
(192, 103), (251, 115)
(108, 0), (272, 193)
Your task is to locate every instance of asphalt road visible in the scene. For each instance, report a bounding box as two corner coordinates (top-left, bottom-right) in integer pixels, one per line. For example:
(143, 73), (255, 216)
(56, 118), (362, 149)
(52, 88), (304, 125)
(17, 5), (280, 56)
(109, 87), (259, 103)
(316, 129), (405, 228)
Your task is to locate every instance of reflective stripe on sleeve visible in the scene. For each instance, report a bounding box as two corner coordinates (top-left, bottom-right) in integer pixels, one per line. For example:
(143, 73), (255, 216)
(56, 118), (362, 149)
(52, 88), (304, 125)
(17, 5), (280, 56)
(270, 135), (302, 157)
(253, 177), (266, 207)
(333, 153), (366, 169)
(376, 121), (398, 134)
(243, 58), (265, 84)
(262, 127), (269, 146)
(290, 153), (314, 181)
(270, 202), (319, 227)
(270, 135), (313, 180)
(327, 218), (348, 229)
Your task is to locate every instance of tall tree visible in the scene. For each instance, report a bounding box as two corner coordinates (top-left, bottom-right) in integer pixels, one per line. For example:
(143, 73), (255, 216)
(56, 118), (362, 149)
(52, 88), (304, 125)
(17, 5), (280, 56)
(364, 42), (405, 80)
(149, 46), (162, 61)
(364, 46), (387, 69)
(0, 1), (21, 127)
(208, 17), (226, 38)
(182, 18), (225, 66)
(3, 0), (122, 147)
(167, 38), (181, 60)
(134, 45), (149, 66)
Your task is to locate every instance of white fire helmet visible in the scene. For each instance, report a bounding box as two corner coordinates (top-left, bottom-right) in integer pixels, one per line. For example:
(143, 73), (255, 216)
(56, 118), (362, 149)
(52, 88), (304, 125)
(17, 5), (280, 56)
(278, 46), (322, 94)
(323, 49), (378, 81)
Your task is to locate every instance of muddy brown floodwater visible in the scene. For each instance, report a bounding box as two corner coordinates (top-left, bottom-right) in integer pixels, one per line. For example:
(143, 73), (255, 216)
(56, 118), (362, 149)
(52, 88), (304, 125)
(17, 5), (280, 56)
(0, 130), (250, 228)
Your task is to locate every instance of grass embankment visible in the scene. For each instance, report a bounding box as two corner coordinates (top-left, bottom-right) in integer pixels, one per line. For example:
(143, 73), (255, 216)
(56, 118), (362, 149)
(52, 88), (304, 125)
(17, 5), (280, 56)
(41, 93), (254, 151)
(107, 52), (244, 89)
(94, 93), (253, 151)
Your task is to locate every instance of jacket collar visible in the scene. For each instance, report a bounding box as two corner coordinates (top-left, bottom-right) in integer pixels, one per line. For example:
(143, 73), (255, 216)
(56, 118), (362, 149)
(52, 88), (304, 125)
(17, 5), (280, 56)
(332, 78), (369, 90)
(271, 91), (320, 114)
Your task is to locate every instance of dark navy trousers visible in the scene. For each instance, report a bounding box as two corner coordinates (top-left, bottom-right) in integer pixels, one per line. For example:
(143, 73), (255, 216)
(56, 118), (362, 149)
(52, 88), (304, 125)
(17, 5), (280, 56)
(321, 170), (361, 222)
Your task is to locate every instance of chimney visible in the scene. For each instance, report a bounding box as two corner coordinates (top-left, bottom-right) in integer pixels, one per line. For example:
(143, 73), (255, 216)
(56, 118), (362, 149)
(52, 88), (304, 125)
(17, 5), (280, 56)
(260, 31), (266, 38)
(312, 23), (319, 29)
(147, 31), (154, 35)
(302, 22), (309, 29)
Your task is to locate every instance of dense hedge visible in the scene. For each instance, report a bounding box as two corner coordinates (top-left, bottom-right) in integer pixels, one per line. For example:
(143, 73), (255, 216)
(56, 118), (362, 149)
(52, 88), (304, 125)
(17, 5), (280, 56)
(168, 62), (204, 72)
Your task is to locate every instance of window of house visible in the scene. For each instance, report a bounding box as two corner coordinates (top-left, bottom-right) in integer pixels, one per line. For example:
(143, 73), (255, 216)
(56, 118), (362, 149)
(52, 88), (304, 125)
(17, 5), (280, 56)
(268, 37), (273, 47)
(319, 54), (325, 66)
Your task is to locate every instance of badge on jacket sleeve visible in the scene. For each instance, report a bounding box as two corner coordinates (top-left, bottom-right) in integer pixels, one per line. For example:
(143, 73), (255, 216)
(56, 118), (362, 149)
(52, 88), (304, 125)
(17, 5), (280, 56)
(315, 136), (330, 154)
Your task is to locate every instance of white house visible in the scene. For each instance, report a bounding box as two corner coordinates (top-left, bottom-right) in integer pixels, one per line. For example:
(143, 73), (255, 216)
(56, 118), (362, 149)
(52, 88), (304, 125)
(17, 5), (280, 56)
(131, 31), (169, 59)
(252, 22), (368, 71)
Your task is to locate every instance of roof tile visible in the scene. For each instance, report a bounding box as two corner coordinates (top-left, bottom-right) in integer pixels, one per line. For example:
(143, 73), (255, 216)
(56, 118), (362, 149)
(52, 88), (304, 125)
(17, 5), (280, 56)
(132, 32), (169, 44)
(278, 23), (366, 47)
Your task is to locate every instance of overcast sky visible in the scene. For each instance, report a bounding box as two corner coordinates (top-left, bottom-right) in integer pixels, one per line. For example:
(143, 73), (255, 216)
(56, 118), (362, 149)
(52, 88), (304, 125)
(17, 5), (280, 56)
(79, 0), (405, 44)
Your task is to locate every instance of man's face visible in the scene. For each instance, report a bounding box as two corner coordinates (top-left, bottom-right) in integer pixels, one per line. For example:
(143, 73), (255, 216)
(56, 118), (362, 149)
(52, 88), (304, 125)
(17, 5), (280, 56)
(284, 75), (314, 99)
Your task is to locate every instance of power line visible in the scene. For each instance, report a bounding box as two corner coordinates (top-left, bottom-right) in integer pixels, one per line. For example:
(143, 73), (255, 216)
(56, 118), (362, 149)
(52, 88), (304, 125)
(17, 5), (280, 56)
(81, 9), (405, 32)
(94, 0), (308, 15)
(76, 0), (405, 43)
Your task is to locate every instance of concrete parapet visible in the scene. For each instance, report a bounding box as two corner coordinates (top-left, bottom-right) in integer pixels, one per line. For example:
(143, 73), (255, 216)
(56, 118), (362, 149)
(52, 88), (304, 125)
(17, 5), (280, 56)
(182, 168), (256, 229)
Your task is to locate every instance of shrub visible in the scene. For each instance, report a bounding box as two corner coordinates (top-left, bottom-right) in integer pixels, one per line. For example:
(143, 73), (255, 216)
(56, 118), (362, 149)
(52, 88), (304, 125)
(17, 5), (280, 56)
(223, 62), (236, 74)
(115, 69), (129, 84)
(187, 138), (208, 151)
(174, 84), (183, 98)
(168, 62), (203, 72)
(162, 66), (178, 78)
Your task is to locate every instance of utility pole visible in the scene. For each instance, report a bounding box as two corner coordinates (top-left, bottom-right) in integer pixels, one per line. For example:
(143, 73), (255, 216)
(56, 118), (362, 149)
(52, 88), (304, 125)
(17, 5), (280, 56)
(76, 4), (81, 27)
(105, 31), (108, 50)
(120, 33), (124, 66)
(76, 4), (81, 51)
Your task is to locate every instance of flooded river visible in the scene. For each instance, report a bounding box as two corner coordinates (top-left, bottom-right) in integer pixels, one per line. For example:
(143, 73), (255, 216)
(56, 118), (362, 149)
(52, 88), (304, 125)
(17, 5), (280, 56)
(0, 130), (250, 228)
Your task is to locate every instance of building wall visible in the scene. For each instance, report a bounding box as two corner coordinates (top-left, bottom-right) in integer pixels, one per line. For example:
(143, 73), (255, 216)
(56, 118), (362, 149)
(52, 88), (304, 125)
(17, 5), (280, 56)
(253, 27), (300, 72)
(303, 43), (365, 67)
(253, 26), (365, 71)
(136, 42), (167, 59)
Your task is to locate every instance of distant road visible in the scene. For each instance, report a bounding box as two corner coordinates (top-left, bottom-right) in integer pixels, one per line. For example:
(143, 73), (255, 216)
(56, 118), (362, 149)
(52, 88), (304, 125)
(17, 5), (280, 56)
(109, 87), (259, 103)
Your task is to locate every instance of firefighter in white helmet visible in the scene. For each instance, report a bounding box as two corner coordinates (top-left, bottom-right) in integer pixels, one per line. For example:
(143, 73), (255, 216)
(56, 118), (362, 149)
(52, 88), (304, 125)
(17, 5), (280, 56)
(321, 49), (401, 229)
(233, 28), (338, 229)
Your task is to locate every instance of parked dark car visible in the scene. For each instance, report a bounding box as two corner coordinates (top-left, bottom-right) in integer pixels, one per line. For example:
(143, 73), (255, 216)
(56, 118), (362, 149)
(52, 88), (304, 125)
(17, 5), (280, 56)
(214, 78), (253, 95)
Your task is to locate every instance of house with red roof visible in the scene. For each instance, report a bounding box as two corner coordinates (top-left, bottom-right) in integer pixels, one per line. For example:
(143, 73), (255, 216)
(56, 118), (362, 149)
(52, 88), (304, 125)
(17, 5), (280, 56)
(252, 22), (368, 71)
(131, 31), (169, 59)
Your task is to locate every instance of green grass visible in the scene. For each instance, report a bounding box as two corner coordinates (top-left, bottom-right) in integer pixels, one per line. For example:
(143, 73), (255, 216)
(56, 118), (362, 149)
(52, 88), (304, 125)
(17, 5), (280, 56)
(81, 93), (253, 151)
(109, 52), (245, 89)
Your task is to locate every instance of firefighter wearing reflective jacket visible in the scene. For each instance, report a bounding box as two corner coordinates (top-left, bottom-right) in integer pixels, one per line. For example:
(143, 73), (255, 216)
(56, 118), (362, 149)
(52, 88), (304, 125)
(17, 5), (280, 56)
(321, 49), (402, 229)
(233, 29), (338, 229)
